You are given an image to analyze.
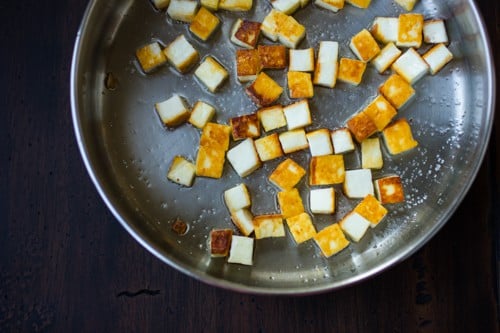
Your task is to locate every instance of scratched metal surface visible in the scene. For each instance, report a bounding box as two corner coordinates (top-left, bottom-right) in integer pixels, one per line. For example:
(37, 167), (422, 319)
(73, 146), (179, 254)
(71, 0), (495, 294)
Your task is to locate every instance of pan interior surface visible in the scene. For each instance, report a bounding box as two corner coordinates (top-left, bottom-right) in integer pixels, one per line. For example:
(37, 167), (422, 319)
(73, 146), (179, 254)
(71, 0), (494, 294)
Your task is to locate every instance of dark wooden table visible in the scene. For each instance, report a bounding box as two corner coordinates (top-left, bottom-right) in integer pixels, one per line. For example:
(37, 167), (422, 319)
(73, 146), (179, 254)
(1, 0), (499, 332)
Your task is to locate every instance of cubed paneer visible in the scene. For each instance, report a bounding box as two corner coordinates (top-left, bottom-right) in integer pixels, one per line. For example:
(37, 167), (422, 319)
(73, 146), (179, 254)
(201, 0), (219, 11)
(361, 137), (383, 169)
(306, 129), (333, 157)
(253, 214), (285, 239)
(195, 145), (226, 178)
(135, 42), (167, 73)
(277, 188), (305, 219)
(151, 0), (171, 10)
(374, 175), (405, 204)
(219, 0), (253, 11)
(286, 212), (317, 244)
(345, 0), (371, 9)
(362, 95), (397, 131)
(194, 56), (229, 92)
(339, 212), (371, 242)
(313, 223), (349, 257)
(260, 9), (286, 42)
(350, 29), (380, 62)
(226, 138), (262, 177)
(255, 133), (284, 161)
(394, 0), (418, 11)
(230, 113), (260, 140)
(199, 122), (231, 150)
(391, 48), (429, 84)
(378, 74), (415, 109)
(337, 58), (367, 86)
(210, 229), (233, 257)
(189, 7), (220, 41)
(278, 14), (306, 49)
(283, 100), (312, 130)
(258, 45), (288, 69)
(309, 154), (345, 185)
(257, 105), (287, 132)
(289, 48), (315, 72)
(371, 42), (402, 73)
(188, 101), (216, 129)
(224, 183), (251, 213)
(314, 0), (344, 13)
(343, 169), (374, 198)
(167, 0), (199, 22)
(382, 118), (418, 154)
(269, 158), (306, 190)
(346, 111), (378, 142)
(370, 17), (398, 44)
(231, 208), (255, 236)
(164, 35), (199, 73)
(353, 194), (388, 227)
(310, 187), (335, 214)
(167, 156), (196, 186)
(423, 19), (449, 44)
(313, 41), (339, 88)
(278, 129), (309, 153)
(231, 19), (261, 49)
(236, 49), (261, 82)
(423, 43), (453, 75)
(397, 13), (424, 48)
(228, 235), (254, 265)
(246, 72), (283, 107)
(272, 0), (301, 14)
(155, 94), (190, 127)
(331, 128), (355, 154)
(287, 72), (314, 99)
(300, 0), (310, 6)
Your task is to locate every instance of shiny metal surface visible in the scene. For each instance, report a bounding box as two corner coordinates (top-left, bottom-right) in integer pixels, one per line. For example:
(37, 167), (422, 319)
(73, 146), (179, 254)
(71, 0), (495, 294)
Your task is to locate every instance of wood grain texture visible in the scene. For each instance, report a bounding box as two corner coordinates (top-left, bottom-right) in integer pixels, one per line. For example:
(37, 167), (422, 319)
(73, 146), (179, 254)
(0, 0), (499, 332)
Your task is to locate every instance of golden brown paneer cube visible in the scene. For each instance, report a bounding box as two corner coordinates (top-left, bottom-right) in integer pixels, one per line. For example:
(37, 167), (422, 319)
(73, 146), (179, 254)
(253, 214), (285, 239)
(382, 118), (418, 155)
(350, 29), (380, 62)
(309, 154), (345, 185)
(277, 188), (305, 219)
(199, 122), (231, 150)
(397, 13), (424, 48)
(313, 223), (349, 257)
(269, 158), (306, 190)
(195, 145), (226, 178)
(231, 19), (262, 49)
(219, 0), (253, 11)
(362, 95), (397, 132)
(236, 49), (261, 82)
(136, 42), (167, 73)
(337, 58), (367, 86)
(353, 194), (387, 228)
(346, 0), (371, 8)
(346, 111), (378, 142)
(254, 133), (284, 161)
(258, 45), (288, 69)
(210, 229), (233, 257)
(287, 71), (314, 99)
(189, 7), (220, 41)
(246, 72), (283, 107)
(286, 212), (317, 244)
(374, 175), (405, 204)
(230, 113), (260, 140)
(378, 74), (415, 109)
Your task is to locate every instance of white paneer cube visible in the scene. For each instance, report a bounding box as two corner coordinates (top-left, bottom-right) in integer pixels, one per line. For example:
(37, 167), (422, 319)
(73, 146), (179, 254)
(260, 9), (282, 42)
(331, 128), (355, 154)
(283, 100), (312, 130)
(361, 137), (383, 169)
(188, 101), (215, 128)
(423, 19), (449, 44)
(272, 0), (301, 14)
(306, 129), (333, 157)
(167, 0), (199, 22)
(155, 94), (190, 127)
(310, 187), (335, 214)
(164, 35), (199, 73)
(372, 42), (402, 73)
(201, 0), (219, 11)
(257, 105), (287, 132)
(289, 48), (315, 72)
(152, 0), (171, 10)
(228, 235), (254, 265)
(231, 209), (255, 236)
(226, 138), (262, 177)
(224, 183), (251, 213)
(278, 129), (309, 154)
(314, 0), (344, 13)
(370, 17), (398, 44)
(343, 169), (374, 198)
(394, 0), (417, 11)
(391, 48), (429, 84)
(339, 212), (371, 242)
(194, 56), (229, 93)
(313, 41), (339, 88)
(167, 156), (196, 186)
(219, 0), (253, 11)
(423, 43), (453, 75)
(135, 42), (167, 73)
